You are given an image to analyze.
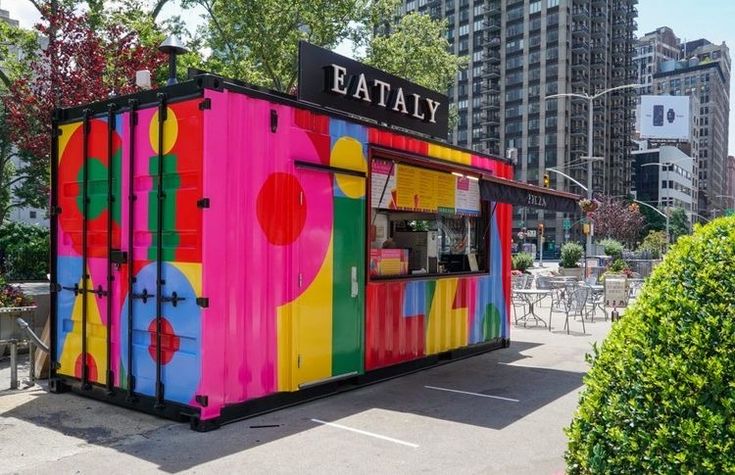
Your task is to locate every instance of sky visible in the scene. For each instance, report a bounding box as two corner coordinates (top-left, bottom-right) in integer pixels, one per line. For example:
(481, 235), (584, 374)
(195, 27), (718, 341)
(2, 0), (734, 153)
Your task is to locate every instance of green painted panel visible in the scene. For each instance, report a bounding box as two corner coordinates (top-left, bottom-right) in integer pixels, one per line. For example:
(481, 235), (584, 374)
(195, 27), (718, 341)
(483, 303), (502, 340)
(331, 189), (365, 376)
(147, 154), (181, 261)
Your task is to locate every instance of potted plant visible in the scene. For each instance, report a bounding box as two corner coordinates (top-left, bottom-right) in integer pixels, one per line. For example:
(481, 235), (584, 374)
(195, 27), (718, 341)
(512, 252), (535, 273)
(0, 277), (36, 355)
(559, 242), (585, 279)
(578, 198), (599, 214)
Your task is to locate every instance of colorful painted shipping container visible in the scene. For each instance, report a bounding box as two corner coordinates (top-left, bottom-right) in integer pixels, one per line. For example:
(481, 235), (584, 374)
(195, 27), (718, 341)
(50, 75), (514, 430)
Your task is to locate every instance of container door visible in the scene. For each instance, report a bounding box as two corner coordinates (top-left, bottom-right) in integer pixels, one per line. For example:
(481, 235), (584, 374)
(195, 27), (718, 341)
(55, 112), (121, 389)
(293, 167), (365, 389)
(119, 100), (204, 407)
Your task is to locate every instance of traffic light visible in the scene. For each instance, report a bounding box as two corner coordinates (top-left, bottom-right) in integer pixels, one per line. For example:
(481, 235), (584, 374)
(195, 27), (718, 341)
(538, 223), (545, 236)
(543, 174), (550, 188)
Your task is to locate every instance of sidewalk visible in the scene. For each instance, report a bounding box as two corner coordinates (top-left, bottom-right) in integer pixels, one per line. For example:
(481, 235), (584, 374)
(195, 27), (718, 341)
(0, 310), (615, 474)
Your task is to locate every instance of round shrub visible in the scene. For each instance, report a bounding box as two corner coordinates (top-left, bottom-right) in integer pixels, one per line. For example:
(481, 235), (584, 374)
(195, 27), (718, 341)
(0, 222), (49, 280)
(560, 242), (584, 268)
(511, 252), (534, 272)
(599, 238), (624, 260)
(566, 217), (735, 473)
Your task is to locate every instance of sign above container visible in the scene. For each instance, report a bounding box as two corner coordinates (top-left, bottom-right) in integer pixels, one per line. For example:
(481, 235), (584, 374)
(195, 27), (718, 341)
(298, 41), (449, 139)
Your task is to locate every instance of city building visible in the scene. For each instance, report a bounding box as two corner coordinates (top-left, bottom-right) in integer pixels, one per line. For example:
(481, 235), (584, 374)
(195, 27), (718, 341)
(643, 36), (731, 218)
(632, 144), (695, 217)
(399, 0), (638, 254)
(725, 154), (735, 213)
(633, 26), (680, 95)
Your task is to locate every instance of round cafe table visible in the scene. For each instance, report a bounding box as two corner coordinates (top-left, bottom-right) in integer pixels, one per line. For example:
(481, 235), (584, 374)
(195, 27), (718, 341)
(513, 289), (552, 327)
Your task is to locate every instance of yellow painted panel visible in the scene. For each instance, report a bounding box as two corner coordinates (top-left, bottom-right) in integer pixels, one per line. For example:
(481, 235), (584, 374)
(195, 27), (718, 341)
(58, 122), (82, 163)
(58, 274), (108, 385)
(427, 143), (472, 166)
(172, 262), (202, 295)
(277, 236), (334, 390)
(425, 278), (469, 354)
(276, 304), (293, 391)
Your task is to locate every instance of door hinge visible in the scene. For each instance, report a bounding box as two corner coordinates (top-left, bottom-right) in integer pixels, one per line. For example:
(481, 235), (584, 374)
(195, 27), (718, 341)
(270, 109), (278, 132)
(195, 394), (209, 407)
(196, 297), (209, 308)
(197, 198), (210, 208)
(50, 206), (62, 216)
(199, 98), (212, 110)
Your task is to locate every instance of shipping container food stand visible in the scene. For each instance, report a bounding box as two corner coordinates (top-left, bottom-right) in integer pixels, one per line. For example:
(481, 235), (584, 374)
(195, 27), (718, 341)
(49, 43), (580, 430)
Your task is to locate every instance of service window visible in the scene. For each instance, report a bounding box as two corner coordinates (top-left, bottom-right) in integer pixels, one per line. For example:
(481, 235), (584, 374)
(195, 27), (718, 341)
(369, 158), (490, 279)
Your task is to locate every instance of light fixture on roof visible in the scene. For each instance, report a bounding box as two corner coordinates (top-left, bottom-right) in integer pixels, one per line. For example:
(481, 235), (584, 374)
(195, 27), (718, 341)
(158, 35), (189, 86)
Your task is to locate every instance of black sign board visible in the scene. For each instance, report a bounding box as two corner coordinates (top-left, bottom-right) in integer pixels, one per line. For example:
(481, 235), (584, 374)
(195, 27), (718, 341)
(298, 41), (449, 139)
(480, 180), (580, 213)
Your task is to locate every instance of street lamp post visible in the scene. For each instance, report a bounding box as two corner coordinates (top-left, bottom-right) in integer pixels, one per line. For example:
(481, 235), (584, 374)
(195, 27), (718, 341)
(546, 84), (641, 271)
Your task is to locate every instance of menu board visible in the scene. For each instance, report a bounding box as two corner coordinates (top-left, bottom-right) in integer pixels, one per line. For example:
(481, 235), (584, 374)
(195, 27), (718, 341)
(371, 159), (396, 209)
(371, 160), (480, 215)
(455, 177), (481, 216)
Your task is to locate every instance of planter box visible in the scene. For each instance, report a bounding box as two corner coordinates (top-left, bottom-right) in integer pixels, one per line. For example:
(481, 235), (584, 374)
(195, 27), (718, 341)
(558, 267), (584, 280)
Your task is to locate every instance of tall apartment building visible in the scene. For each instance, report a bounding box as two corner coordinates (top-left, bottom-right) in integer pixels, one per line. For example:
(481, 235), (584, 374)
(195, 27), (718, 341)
(633, 27), (680, 95)
(400, 0), (637, 251)
(651, 40), (731, 217)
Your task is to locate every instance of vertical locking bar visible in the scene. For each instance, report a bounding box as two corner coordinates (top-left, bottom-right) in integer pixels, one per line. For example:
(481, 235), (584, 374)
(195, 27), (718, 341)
(127, 99), (138, 398)
(81, 109), (91, 389)
(154, 94), (167, 409)
(106, 104), (116, 393)
(50, 111), (60, 376)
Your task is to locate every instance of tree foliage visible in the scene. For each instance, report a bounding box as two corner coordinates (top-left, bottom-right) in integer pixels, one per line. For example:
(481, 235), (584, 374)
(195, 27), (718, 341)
(184, 0), (465, 94)
(364, 12), (467, 93)
(566, 217), (735, 473)
(668, 207), (690, 242)
(1, 1), (167, 221)
(588, 197), (644, 247)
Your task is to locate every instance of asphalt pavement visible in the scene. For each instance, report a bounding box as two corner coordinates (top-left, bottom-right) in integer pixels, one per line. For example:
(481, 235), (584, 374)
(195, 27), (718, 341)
(0, 297), (614, 475)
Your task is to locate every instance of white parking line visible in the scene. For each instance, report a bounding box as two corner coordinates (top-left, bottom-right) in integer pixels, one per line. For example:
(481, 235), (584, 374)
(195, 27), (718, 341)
(424, 385), (519, 402)
(310, 419), (420, 448)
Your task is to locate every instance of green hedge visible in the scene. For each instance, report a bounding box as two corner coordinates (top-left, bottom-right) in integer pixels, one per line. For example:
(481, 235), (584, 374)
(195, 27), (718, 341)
(560, 242), (584, 268)
(566, 217), (735, 473)
(512, 252), (534, 272)
(0, 222), (49, 280)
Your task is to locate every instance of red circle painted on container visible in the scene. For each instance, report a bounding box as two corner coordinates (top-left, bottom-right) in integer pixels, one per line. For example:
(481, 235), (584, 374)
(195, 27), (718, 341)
(148, 318), (180, 365)
(256, 172), (307, 245)
(74, 353), (98, 381)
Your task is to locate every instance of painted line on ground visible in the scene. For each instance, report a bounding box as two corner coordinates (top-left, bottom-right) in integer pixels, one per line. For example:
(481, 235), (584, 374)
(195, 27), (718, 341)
(424, 385), (519, 402)
(310, 419), (419, 448)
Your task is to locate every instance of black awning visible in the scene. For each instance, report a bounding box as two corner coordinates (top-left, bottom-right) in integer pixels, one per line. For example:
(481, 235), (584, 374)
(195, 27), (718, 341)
(480, 176), (581, 213)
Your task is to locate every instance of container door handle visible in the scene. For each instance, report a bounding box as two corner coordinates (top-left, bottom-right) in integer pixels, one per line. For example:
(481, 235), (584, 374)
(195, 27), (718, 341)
(350, 266), (358, 298)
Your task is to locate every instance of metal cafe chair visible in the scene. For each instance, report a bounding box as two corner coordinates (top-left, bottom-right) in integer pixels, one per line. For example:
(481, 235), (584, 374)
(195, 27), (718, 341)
(562, 285), (589, 335)
(511, 275), (529, 323)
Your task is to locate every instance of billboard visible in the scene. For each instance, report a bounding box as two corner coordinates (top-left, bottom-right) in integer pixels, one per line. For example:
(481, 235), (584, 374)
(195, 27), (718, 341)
(640, 95), (690, 140)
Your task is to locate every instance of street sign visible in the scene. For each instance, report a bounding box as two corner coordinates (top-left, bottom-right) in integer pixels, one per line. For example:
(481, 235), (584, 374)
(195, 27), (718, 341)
(563, 218), (571, 230)
(526, 229), (537, 238)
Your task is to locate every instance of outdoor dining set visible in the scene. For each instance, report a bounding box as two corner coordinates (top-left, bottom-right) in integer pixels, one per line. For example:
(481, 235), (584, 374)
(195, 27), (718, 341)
(511, 273), (645, 334)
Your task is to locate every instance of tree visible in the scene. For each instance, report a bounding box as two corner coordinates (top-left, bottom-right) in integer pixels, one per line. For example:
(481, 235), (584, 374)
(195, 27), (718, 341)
(364, 12), (467, 93)
(1, 2), (167, 222)
(668, 207), (691, 242)
(0, 17), (45, 223)
(639, 204), (666, 236)
(588, 196), (644, 247)
(184, 0), (465, 94)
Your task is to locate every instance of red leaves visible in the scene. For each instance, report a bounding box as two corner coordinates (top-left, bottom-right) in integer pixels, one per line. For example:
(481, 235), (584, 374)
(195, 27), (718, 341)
(4, 3), (165, 162)
(589, 196), (645, 246)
